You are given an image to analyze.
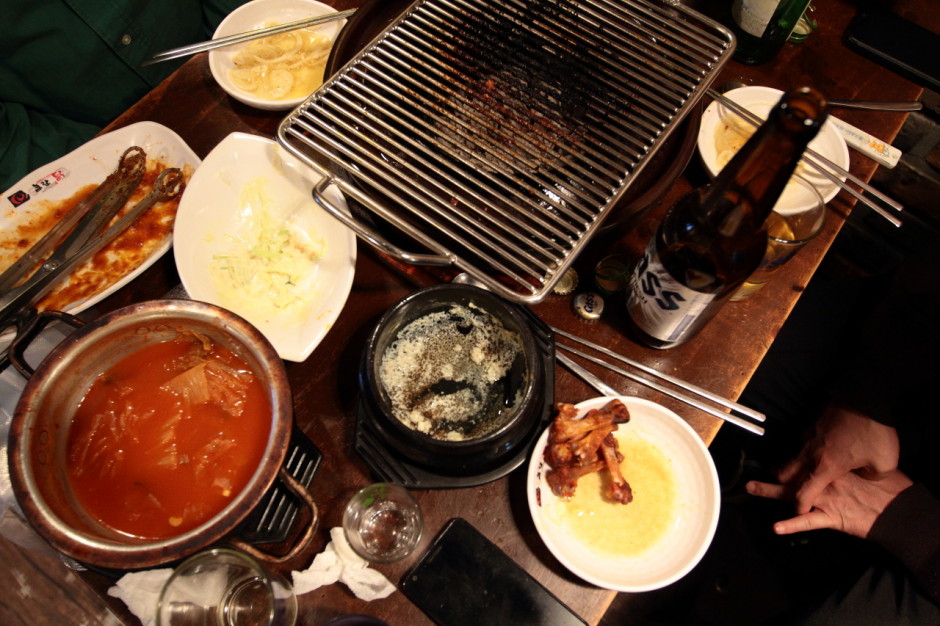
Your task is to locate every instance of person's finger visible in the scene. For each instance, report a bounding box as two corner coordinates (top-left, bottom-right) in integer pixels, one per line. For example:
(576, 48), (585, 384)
(745, 480), (788, 501)
(855, 465), (891, 481)
(794, 471), (843, 514)
(772, 510), (833, 535)
(775, 455), (804, 483)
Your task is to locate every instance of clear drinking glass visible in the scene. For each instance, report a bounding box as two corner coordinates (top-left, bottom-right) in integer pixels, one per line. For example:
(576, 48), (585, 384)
(342, 483), (423, 563)
(732, 176), (826, 301)
(156, 548), (297, 626)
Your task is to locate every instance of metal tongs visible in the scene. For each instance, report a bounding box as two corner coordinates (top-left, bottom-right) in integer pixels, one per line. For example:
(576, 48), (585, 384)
(0, 147), (148, 295)
(0, 165), (186, 371)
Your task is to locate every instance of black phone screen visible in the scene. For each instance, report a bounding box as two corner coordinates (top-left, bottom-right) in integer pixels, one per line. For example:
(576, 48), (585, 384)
(400, 518), (587, 626)
(845, 8), (940, 92)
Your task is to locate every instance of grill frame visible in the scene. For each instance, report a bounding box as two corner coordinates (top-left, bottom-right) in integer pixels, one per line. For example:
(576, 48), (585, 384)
(278, 0), (734, 303)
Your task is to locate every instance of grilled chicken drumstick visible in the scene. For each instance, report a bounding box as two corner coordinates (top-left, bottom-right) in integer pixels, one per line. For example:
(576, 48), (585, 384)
(545, 399), (632, 503)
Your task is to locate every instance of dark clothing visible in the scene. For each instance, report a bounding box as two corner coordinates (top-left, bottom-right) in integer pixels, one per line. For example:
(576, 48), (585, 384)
(0, 0), (247, 191)
(827, 232), (940, 607)
(738, 223), (940, 622)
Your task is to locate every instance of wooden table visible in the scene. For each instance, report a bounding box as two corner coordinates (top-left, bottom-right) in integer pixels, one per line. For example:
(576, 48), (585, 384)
(2, 0), (933, 624)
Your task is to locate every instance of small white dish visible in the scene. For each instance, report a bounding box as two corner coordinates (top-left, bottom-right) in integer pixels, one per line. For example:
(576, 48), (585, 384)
(0, 121), (199, 341)
(208, 0), (345, 111)
(173, 132), (356, 362)
(697, 86), (849, 211)
(527, 396), (720, 592)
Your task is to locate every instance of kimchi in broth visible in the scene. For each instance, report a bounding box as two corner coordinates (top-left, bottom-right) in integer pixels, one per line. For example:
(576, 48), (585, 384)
(67, 330), (271, 540)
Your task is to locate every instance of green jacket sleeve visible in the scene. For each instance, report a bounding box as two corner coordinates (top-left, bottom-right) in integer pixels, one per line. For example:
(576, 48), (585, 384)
(0, 0), (250, 192)
(1, 103), (100, 191)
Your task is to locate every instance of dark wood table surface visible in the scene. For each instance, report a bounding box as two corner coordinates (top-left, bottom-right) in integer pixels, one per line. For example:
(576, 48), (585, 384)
(3, 0), (935, 624)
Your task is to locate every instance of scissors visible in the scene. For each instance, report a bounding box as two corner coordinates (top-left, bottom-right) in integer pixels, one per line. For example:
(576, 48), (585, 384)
(0, 167), (185, 374)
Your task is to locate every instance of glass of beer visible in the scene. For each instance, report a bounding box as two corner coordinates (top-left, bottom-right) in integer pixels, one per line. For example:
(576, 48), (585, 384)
(732, 176), (826, 301)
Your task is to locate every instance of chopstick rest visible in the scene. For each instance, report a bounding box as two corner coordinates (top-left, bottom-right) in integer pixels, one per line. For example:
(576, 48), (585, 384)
(829, 117), (902, 168)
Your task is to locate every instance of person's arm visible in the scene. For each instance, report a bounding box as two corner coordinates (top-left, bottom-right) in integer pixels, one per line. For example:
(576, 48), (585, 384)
(868, 483), (940, 605)
(747, 470), (940, 603)
(200, 0), (253, 33)
(747, 468), (912, 538)
(769, 403), (900, 514)
(0, 102), (99, 192)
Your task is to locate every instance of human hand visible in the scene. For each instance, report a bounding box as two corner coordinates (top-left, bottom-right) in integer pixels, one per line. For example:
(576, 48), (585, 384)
(746, 469), (913, 539)
(776, 403), (899, 514)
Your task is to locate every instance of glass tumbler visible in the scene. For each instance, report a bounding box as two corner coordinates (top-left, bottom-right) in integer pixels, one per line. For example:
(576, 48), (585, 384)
(732, 176), (826, 301)
(156, 548), (297, 626)
(342, 483), (424, 563)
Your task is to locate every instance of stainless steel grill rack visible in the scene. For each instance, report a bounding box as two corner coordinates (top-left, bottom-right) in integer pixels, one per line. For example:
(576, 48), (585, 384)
(278, 0), (733, 303)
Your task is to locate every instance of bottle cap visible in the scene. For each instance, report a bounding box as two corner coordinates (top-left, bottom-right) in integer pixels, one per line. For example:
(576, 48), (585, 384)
(572, 292), (604, 321)
(552, 268), (579, 295)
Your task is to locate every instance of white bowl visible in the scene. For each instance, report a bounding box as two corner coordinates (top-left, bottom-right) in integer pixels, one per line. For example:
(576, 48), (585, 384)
(697, 86), (849, 212)
(208, 0), (345, 111)
(173, 132), (356, 362)
(527, 396), (720, 592)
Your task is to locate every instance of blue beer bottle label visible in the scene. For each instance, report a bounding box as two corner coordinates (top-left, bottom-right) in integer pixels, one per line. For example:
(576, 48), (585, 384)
(627, 244), (715, 343)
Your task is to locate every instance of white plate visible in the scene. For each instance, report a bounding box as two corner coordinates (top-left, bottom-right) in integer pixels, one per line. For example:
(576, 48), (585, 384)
(173, 132), (356, 362)
(0, 121), (200, 336)
(697, 86), (849, 211)
(209, 0), (345, 111)
(527, 396), (720, 592)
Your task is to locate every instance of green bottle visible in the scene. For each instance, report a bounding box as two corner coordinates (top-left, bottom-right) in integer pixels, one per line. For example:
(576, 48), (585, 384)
(730, 0), (812, 65)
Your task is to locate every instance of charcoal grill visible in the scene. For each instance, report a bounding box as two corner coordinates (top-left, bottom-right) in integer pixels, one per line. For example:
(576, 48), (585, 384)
(277, 0), (733, 303)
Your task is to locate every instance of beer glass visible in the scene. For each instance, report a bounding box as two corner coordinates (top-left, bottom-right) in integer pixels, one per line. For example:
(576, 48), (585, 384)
(732, 176), (826, 301)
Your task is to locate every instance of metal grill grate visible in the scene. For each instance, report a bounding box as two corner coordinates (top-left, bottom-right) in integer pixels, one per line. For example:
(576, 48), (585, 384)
(278, 0), (733, 303)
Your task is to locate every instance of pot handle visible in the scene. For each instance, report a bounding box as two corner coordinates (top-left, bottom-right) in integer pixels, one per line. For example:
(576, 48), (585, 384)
(8, 309), (85, 378)
(228, 467), (319, 564)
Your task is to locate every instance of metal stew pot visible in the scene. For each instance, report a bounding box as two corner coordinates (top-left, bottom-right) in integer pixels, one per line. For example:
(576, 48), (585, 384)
(7, 300), (316, 570)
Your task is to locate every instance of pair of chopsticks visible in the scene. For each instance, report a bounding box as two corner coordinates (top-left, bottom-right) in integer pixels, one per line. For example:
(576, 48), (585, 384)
(552, 327), (766, 436)
(141, 10), (356, 66)
(706, 89), (903, 229)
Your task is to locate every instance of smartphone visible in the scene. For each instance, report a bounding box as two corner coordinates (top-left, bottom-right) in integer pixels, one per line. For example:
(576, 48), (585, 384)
(400, 518), (587, 626)
(845, 8), (940, 92)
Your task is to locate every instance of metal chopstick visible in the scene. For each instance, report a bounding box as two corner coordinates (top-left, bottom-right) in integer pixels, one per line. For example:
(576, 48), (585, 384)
(141, 10), (356, 66)
(551, 327), (765, 435)
(553, 327), (765, 422)
(556, 344), (765, 436)
(555, 352), (620, 398)
(706, 89), (903, 228)
(828, 100), (922, 112)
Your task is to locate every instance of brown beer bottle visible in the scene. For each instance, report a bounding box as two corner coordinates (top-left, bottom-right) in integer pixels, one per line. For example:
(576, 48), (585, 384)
(626, 87), (828, 349)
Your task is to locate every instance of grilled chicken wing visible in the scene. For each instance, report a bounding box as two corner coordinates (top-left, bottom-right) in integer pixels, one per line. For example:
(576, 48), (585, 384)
(544, 399), (632, 503)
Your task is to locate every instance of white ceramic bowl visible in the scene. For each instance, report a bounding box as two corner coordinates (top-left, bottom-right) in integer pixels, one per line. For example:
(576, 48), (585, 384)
(527, 396), (720, 592)
(697, 86), (849, 212)
(208, 0), (345, 111)
(173, 132), (356, 362)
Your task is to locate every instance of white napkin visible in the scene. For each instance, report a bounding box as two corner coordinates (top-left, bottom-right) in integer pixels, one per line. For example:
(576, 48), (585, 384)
(107, 568), (173, 626)
(292, 527), (396, 601)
